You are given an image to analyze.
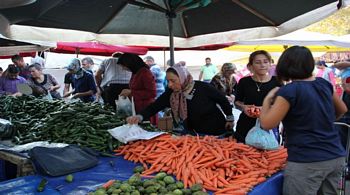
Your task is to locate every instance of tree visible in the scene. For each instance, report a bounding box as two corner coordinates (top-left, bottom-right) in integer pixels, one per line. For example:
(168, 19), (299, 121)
(306, 7), (350, 35)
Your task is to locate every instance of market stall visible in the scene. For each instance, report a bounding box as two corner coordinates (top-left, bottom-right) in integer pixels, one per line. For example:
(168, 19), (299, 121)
(0, 95), (286, 194)
(0, 156), (283, 195)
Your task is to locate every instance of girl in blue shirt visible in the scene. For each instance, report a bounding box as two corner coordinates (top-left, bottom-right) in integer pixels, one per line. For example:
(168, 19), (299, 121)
(260, 46), (347, 195)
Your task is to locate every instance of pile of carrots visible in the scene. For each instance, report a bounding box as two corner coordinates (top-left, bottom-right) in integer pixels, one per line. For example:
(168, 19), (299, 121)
(114, 134), (287, 195)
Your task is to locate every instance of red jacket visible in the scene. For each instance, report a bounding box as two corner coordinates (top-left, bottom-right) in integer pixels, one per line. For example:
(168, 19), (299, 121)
(130, 67), (157, 123)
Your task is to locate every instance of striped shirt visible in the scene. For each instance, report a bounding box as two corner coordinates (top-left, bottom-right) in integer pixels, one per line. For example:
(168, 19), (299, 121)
(99, 58), (131, 87)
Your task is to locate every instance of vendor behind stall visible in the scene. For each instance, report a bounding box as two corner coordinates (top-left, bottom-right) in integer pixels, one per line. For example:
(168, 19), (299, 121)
(27, 63), (61, 99)
(0, 64), (26, 97)
(127, 64), (234, 136)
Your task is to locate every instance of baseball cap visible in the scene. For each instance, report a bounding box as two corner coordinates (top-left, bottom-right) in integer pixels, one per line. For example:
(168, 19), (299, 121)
(66, 58), (81, 71)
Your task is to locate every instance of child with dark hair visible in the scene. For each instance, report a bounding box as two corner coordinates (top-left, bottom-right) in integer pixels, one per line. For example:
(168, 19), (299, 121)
(260, 46), (347, 195)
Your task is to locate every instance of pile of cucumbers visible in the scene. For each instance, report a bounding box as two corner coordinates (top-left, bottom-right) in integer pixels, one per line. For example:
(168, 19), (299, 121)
(0, 96), (126, 151)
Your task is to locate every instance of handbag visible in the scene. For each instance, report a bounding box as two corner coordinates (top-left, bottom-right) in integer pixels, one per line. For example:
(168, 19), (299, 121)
(28, 145), (99, 176)
(245, 119), (279, 150)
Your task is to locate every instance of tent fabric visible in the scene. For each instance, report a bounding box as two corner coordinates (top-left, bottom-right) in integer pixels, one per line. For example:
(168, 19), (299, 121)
(52, 42), (149, 56)
(0, 34), (55, 56)
(0, 52), (35, 59)
(225, 30), (350, 52)
(0, 156), (283, 195)
(0, 0), (349, 48)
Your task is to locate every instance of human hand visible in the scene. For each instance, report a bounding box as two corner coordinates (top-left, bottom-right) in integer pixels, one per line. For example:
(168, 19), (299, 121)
(12, 92), (23, 97)
(226, 95), (235, 104)
(48, 86), (55, 92)
(126, 115), (142, 124)
(247, 106), (261, 118)
(71, 93), (80, 99)
(243, 104), (256, 117)
(119, 89), (131, 97)
(225, 121), (234, 130)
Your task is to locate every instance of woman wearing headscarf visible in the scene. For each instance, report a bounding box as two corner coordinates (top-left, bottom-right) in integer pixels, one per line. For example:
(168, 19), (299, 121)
(126, 63), (234, 136)
(27, 63), (61, 99)
(118, 53), (157, 124)
(210, 62), (237, 104)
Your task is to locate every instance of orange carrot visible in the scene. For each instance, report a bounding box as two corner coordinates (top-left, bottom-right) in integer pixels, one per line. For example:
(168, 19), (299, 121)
(114, 134), (287, 193)
(102, 179), (115, 189)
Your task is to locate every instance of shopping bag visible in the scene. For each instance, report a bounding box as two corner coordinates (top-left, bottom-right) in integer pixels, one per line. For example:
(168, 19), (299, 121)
(0, 118), (14, 139)
(108, 124), (165, 144)
(245, 119), (279, 150)
(115, 96), (132, 117)
(28, 145), (99, 176)
(42, 90), (53, 101)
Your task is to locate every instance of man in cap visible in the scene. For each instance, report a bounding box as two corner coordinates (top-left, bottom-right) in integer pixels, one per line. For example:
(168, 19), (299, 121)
(63, 58), (97, 102)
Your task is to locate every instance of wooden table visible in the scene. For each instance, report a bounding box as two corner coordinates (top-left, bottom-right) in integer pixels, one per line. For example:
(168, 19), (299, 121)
(0, 150), (34, 177)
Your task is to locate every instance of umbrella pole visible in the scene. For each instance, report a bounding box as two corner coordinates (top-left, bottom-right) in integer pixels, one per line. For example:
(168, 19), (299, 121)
(163, 49), (166, 70)
(167, 14), (175, 66)
(75, 48), (80, 58)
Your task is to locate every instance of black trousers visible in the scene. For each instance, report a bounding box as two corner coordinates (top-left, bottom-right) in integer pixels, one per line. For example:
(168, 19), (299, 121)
(101, 83), (129, 109)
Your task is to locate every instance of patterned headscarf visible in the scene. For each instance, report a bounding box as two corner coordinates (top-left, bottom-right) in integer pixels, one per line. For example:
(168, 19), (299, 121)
(169, 64), (194, 123)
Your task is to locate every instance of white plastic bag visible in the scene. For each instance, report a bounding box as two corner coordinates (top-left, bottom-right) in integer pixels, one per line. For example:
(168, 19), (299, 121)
(115, 96), (132, 117)
(245, 119), (279, 150)
(43, 91), (53, 101)
(108, 124), (165, 144)
(0, 118), (13, 139)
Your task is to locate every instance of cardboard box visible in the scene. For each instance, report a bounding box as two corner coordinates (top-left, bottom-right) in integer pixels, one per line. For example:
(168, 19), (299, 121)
(158, 116), (173, 131)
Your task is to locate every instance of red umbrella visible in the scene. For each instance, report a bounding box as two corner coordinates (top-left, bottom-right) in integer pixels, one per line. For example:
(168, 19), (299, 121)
(143, 43), (234, 51)
(52, 42), (148, 56)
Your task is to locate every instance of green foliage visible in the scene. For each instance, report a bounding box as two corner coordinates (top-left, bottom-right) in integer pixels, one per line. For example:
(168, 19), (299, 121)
(306, 7), (350, 35)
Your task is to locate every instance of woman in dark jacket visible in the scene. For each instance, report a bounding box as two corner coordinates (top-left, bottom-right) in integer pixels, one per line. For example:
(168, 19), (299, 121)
(126, 64), (234, 136)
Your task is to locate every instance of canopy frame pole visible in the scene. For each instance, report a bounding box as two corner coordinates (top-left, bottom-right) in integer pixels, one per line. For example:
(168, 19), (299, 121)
(163, 49), (166, 70)
(167, 11), (176, 66)
(231, 0), (276, 26)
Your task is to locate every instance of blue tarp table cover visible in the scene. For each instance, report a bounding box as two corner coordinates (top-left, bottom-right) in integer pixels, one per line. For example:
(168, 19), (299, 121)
(0, 175), (60, 195)
(0, 156), (283, 194)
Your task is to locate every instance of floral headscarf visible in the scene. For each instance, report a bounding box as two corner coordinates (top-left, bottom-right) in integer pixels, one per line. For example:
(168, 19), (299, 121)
(169, 64), (194, 123)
